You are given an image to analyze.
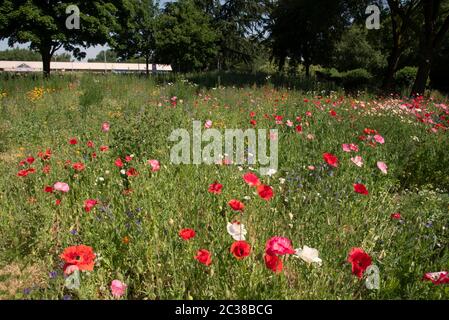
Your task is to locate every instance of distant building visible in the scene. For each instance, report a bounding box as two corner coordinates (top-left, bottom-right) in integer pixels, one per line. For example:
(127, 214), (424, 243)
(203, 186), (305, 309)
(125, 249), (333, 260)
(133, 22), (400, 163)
(0, 61), (172, 73)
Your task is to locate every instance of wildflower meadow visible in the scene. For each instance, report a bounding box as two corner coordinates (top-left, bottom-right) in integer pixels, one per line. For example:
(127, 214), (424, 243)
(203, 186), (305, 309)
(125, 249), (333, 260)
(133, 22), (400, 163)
(1, 74), (449, 300)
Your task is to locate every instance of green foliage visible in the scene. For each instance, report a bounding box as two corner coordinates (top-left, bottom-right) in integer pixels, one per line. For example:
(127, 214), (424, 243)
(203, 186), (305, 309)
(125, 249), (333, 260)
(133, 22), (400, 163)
(154, 0), (219, 72)
(334, 26), (387, 74)
(395, 67), (418, 89)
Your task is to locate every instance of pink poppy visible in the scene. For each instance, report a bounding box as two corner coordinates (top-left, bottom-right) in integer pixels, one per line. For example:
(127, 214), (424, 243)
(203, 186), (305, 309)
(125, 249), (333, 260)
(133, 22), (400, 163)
(148, 159), (160, 172)
(351, 156), (363, 167)
(377, 161), (388, 174)
(265, 237), (295, 256)
(53, 182), (70, 193)
(342, 143), (359, 153)
(110, 280), (127, 298)
(374, 135), (385, 144)
(102, 122), (110, 132)
(204, 120), (213, 129)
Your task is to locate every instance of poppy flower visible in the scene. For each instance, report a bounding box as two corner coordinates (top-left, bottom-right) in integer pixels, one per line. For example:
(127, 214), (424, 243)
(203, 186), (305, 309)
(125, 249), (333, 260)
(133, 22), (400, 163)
(147, 159), (160, 172)
(87, 141), (94, 148)
(38, 149), (52, 161)
(72, 162), (85, 172)
(353, 183), (369, 195)
(264, 254), (283, 273)
(347, 247), (372, 278)
(125, 155), (133, 162)
(243, 173), (261, 187)
(377, 161), (388, 174)
(195, 249), (212, 266)
(179, 228), (196, 240)
(69, 138), (78, 145)
(230, 241), (251, 260)
(391, 212), (402, 220)
(42, 165), (51, 174)
(294, 246), (322, 266)
(44, 186), (54, 193)
(204, 120), (213, 129)
(250, 119), (257, 126)
(227, 222), (247, 241)
(100, 146), (109, 152)
(110, 280), (127, 298)
(208, 182), (223, 194)
(351, 156), (363, 167)
(17, 168), (36, 177)
(126, 168), (138, 177)
(342, 144), (359, 153)
(374, 135), (385, 144)
(423, 271), (449, 285)
(265, 237), (295, 256)
(257, 184), (274, 201)
(250, 111), (256, 118)
(295, 125), (302, 133)
(115, 158), (124, 168)
(53, 182), (70, 193)
(102, 122), (110, 132)
(323, 153), (339, 168)
(84, 199), (98, 212)
(228, 199), (245, 212)
(60, 244), (96, 272)
(329, 109), (337, 117)
(26, 157), (35, 165)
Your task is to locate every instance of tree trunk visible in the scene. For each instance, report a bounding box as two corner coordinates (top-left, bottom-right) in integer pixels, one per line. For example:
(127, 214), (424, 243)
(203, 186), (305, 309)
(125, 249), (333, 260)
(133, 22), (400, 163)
(305, 63), (310, 78)
(382, 8), (401, 90)
(411, 45), (433, 95)
(41, 50), (52, 77)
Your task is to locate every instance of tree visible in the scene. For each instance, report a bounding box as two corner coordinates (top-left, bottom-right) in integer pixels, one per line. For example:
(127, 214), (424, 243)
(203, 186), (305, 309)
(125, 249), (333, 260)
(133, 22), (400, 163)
(269, 0), (350, 77)
(334, 26), (387, 74)
(411, 0), (449, 94)
(382, 0), (421, 89)
(88, 50), (118, 63)
(0, 1), (121, 76)
(112, 0), (159, 76)
(154, 0), (218, 72)
(0, 48), (42, 61)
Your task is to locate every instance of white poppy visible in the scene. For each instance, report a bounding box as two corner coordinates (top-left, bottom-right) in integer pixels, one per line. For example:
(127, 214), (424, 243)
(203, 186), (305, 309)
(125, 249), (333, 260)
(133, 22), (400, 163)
(295, 246), (322, 266)
(227, 222), (247, 241)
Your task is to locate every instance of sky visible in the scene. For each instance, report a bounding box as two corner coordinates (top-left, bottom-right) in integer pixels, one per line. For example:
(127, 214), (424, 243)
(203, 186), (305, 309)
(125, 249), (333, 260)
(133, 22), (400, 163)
(0, 0), (173, 61)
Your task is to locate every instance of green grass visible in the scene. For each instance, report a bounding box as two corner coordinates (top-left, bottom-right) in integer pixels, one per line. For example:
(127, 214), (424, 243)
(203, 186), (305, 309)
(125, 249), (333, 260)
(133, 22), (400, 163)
(0, 73), (449, 300)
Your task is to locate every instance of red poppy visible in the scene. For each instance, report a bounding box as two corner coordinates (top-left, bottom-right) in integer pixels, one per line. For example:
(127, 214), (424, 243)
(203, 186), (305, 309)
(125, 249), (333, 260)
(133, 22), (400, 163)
(26, 157), (35, 165)
(84, 199), (98, 212)
(195, 249), (212, 266)
(228, 199), (245, 212)
(115, 158), (124, 168)
(208, 182), (223, 194)
(55, 199), (62, 206)
(243, 172), (261, 187)
(347, 248), (372, 278)
(250, 111), (256, 118)
(250, 119), (257, 126)
(60, 245), (96, 272)
(38, 149), (52, 161)
(323, 153), (339, 168)
(257, 184), (274, 201)
(72, 162), (85, 171)
(353, 183), (369, 195)
(87, 141), (94, 148)
(100, 146), (109, 152)
(264, 254), (283, 273)
(230, 241), (251, 260)
(391, 213), (402, 220)
(125, 155), (132, 162)
(17, 168), (36, 177)
(126, 167), (138, 177)
(179, 228), (196, 240)
(69, 138), (78, 145)
(295, 125), (303, 133)
(330, 109), (337, 117)
(44, 186), (54, 193)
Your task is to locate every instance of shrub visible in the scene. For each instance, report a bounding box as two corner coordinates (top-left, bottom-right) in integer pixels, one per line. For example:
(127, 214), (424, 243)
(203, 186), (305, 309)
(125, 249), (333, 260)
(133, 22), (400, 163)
(395, 66), (418, 88)
(340, 68), (373, 89)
